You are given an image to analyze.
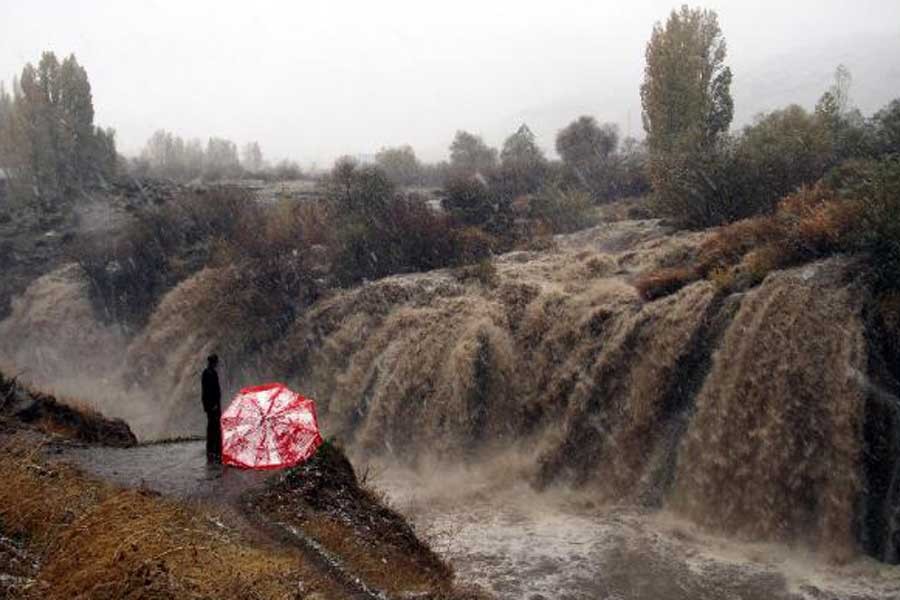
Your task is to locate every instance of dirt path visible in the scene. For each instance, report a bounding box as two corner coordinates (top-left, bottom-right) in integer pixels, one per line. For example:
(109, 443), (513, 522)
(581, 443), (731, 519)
(59, 440), (268, 500)
(57, 440), (385, 600)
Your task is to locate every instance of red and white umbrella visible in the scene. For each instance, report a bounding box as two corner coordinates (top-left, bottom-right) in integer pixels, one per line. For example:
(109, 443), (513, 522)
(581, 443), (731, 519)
(221, 383), (323, 469)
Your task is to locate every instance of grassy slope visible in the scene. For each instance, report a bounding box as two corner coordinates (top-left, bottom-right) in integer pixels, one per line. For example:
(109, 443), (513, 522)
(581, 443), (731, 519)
(0, 371), (486, 599)
(0, 433), (349, 599)
(251, 441), (484, 599)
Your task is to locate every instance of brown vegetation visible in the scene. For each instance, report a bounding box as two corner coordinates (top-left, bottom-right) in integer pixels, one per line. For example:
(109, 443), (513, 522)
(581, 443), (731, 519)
(0, 435), (345, 599)
(73, 186), (261, 327)
(632, 265), (700, 301)
(634, 157), (900, 300)
(1, 370), (136, 447)
(252, 441), (482, 598)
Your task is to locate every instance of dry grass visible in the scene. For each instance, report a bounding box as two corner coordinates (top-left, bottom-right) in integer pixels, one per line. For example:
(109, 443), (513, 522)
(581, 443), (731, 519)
(693, 183), (862, 288)
(0, 435), (344, 599)
(252, 441), (484, 598)
(632, 265), (700, 301)
(0, 371), (136, 447)
(301, 515), (452, 596)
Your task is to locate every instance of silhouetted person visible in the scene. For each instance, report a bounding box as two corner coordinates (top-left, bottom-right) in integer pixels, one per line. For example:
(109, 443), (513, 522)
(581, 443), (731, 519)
(201, 354), (222, 463)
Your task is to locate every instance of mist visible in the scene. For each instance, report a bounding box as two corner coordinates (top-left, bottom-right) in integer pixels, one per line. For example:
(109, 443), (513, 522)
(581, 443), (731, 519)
(2, 0), (899, 166)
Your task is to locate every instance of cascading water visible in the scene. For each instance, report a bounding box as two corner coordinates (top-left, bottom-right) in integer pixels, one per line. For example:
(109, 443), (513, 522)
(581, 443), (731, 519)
(3, 220), (900, 596)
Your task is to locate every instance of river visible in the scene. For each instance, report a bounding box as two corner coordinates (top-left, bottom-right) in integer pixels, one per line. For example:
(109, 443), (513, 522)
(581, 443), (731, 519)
(59, 441), (900, 599)
(372, 461), (900, 600)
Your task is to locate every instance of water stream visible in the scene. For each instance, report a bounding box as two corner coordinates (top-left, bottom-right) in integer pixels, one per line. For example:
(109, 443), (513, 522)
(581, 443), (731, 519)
(372, 464), (900, 600)
(54, 440), (900, 599)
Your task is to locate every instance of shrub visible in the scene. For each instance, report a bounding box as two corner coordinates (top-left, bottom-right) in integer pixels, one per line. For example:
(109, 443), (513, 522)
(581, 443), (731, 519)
(451, 226), (497, 264)
(441, 175), (496, 226)
(453, 258), (498, 287)
(272, 159), (304, 181)
(872, 99), (900, 157)
(740, 245), (783, 285)
(210, 199), (329, 335)
(695, 184), (847, 284)
(730, 105), (835, 217)
(845, 157), (900, 290)
(529, 186), (596, 233)
(331, 193), (462, 286)
(696, 216), (777, 274)
(72, 187), (260, 328)
(692, 157), (900, 292)
(653, 106), (840, 228)
(385, 195), (463, 272)
(649, 138), (743, 229)
(707, 266), (735, 293)
(320, 160), (395, 219)
(633, 266), (700, 301)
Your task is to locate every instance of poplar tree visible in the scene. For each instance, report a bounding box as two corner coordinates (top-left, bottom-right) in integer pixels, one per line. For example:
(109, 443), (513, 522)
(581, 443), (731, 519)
(640, 6), (734, 226)
(1, 51), (116, 207)
(641, 5), (733, 154)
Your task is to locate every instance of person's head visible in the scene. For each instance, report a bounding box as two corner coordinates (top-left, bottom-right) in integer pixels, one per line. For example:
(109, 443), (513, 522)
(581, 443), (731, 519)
(207, 354), (219, 369)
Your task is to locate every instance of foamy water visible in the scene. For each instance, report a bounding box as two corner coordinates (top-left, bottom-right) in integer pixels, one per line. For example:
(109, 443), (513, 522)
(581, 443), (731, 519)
(4, 221), (899, 573)
(372, 463), (900, 600)
(55, 439), (900, 599)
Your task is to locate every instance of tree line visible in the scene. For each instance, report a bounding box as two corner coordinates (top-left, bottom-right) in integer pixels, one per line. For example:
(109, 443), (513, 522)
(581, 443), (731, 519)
(359, 120), (650, 202)
(6, 6), (900, 238)
(640, 5), (900, 228)
(0, 52), (117, 211)
(129, 132), (304, 182)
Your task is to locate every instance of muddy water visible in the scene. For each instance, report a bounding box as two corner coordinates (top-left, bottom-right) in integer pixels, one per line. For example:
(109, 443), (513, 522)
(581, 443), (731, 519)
(57, 441), (900, 600)
(372, 464), (900, 600)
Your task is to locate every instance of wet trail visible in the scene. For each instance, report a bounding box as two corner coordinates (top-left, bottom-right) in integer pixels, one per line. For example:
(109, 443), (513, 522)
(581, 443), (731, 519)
(56, 441), (900, 600)
(58, 440), (382, 599)
(59, 440), (273, 501)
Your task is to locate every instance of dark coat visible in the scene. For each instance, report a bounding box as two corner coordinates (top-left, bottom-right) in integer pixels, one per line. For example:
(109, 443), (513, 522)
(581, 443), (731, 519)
(201, 366), (221, 414)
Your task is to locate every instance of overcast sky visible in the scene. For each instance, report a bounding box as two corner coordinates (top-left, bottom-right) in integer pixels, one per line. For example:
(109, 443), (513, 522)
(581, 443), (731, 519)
(2, 1), (899, 167)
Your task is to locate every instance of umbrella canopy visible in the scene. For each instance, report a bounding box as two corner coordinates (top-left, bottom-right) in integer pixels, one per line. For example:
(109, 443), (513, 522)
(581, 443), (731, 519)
(221, 383), (323, 469)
